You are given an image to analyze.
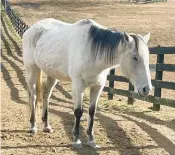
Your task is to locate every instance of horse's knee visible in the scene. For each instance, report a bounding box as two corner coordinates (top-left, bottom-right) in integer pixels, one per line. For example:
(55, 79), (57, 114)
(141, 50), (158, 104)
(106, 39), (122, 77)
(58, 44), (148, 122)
(89, 104), (95, 117)
(42, 108), (48, 122)
(30, 108), (36, 127)
(86, 104), (95, 136)
(74, 107), (83, 118)
(73, 107), (83, 136)
(30, 114), (35, 123)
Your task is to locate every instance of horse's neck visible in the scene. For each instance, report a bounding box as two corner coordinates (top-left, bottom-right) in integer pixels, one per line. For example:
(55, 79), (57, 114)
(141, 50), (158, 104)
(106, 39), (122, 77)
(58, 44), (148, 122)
(96, 49), (124, 71)
(94, 58), (120, 75)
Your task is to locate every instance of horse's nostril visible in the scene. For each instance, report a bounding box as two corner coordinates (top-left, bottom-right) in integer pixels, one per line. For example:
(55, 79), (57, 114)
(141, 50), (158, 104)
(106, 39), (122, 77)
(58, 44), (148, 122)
(143, 86), (149, 94)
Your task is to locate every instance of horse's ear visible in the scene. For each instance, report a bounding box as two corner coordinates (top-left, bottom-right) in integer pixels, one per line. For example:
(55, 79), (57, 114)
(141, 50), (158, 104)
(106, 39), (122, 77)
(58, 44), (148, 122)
(123, 32), (132, 43)
(143, 32), (150, 44)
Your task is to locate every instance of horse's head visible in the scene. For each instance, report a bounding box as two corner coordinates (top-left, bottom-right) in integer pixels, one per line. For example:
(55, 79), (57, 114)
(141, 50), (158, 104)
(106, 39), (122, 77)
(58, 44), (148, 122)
(120, 32), (152, 97)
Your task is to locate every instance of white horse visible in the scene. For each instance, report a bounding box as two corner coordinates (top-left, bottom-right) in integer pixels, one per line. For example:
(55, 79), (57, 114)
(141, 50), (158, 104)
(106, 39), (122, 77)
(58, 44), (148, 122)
(22, 18), (152, 148)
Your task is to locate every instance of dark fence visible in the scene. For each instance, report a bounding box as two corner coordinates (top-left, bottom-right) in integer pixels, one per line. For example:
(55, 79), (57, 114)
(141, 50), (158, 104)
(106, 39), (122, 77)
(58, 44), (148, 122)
(105, 46), (175, 110)
(1, 0), (29, 38)
(2, 0), (174, 111)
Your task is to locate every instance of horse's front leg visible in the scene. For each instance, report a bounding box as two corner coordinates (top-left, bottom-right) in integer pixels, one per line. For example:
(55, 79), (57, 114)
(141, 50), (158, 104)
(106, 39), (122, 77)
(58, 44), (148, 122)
(86, 85), (104, 148)
(72, 80), (85, 149)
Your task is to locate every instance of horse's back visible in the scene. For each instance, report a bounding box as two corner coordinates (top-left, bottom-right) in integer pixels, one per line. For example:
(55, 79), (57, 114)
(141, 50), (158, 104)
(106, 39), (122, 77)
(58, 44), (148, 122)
(23, 18), (71, 47)
(22, 18), (71, 68)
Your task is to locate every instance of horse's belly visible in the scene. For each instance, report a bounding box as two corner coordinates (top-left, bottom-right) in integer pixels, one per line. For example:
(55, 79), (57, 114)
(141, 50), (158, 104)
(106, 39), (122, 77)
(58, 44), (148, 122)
(35, 54), (70, 81)
(43, 68), (71, 81)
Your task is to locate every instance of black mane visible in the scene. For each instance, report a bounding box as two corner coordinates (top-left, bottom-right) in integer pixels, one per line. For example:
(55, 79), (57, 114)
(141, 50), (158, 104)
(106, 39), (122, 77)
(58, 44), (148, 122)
(88, 25), (124, 63)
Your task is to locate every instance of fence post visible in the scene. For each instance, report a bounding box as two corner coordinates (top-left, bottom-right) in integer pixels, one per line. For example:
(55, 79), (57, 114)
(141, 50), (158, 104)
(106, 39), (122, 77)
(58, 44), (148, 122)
(108, 68), (115, 100)
(128, 83), (134, 105)
(153, 47), (164, 111)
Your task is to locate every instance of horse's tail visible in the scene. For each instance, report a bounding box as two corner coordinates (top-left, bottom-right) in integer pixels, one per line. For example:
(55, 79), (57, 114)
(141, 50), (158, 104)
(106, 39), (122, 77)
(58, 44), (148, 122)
(36, 70), (43, 121)
(37, 70), (43, 103)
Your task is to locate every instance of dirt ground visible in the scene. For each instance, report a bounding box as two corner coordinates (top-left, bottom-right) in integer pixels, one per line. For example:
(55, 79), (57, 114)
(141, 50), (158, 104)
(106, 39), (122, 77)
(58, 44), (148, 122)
(1, 1), (175, 155)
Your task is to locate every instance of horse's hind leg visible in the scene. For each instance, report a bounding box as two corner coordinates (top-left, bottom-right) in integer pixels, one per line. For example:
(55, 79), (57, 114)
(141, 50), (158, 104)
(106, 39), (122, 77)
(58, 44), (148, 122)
(42, 76), (57, 133)
(26, 65), (40, 133)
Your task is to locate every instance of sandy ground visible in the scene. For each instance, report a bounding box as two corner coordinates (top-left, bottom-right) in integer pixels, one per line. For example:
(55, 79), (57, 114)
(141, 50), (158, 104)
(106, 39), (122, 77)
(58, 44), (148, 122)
(1, 1), (175, 155)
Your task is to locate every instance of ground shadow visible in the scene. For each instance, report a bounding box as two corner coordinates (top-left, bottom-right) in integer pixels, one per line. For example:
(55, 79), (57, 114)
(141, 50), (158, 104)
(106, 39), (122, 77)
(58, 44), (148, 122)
(1, 35), (27, 90)
(1, 20), (26, 90)
(96, 112), (142, 155)
(55, 84), (72, 99)
(123, 110), (175, 132)
(50, 101), (73, 110)
(118, 114), (175, 154)
(1, 16), (22, 58)
(51, 95), (72, 104)
(1, 19), (27, 104)
(1, 56), (26, 105)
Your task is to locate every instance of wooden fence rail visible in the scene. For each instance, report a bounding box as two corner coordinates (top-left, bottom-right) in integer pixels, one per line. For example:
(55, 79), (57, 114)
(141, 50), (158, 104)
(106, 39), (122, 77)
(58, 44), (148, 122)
(107, 75), (175, 90)
(105, 47), (175, 110)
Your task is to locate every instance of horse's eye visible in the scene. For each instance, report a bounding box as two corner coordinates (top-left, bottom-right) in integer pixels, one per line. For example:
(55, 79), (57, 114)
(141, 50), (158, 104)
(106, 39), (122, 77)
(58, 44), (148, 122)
(133, 56), (138, 61)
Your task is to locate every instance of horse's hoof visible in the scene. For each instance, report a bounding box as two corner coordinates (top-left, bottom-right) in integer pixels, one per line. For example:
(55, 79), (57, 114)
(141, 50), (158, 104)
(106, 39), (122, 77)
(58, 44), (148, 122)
(43, 126), (53, 133)
(73, 140), (83, 149)
(29, 127), (37, 134)
(87, 141), (100, 148)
